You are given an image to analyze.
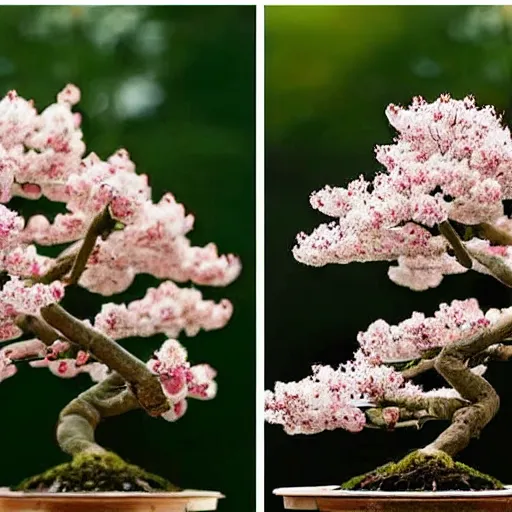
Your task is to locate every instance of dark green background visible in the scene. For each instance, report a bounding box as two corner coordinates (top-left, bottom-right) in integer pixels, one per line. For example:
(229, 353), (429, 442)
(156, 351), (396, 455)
(265, 6), (512, 512)
(0, 6), (255, 512)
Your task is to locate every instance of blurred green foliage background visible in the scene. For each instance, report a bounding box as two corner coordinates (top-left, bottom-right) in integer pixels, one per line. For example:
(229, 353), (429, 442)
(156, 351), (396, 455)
(265, 5), (512, 512)
(0, 6), (255, 512)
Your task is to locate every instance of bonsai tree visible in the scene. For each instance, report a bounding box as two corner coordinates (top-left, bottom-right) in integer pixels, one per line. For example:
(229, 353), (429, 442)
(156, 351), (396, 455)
(265, 94), (512, 491)
(0, 85), (241, 492)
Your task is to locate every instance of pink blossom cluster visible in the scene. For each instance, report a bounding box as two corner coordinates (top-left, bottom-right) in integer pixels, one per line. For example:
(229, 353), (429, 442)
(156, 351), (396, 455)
(94, 281), (233, 339)
(0, 205), (57, 283)
(387, 253), (467, 291)
(266, 299), (509, 435)
(78, 194), (241, 296)
(0, 204), (23, 251)
(380, 95), (512, 209)
(293, 95), (512, 290)
(0, 277), (64, 342)
(147, 339), (217, 422)
(357, 298), (493, 361)
(265, 350), (407, 435)
(265, 352), (467, 436)
(2, 245), (53, 280)
(0, 85), (239, 407)
(0, 338), (108, 384)
(387, 216), (512, 290)
(0, 84), (84, 204)
(0, 86), (240, 296)
(29, 357), (109, 382)
(21, 149), (151, 247)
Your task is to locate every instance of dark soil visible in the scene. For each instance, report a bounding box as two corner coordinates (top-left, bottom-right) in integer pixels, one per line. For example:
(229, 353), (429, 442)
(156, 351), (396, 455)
(342, 450), (503, 492)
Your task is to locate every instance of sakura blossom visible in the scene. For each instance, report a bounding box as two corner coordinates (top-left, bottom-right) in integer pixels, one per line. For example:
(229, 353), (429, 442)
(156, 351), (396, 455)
(29, 357), (110, 382)
(0, 204), (23, 251)
(293, 94), (512, 291)
(94, 281), (233, 339)
(265, 299), (510, 435)
(357, 298), (493, 362)
(1, 277), (64, 316)
(0, 84), (239, 432)
(76, 195), (241, 295)
(147, 339), (217, 419)
(0, 277), (64, 342)
(265, 350), (421, 435)
(0, 338), (47, 383)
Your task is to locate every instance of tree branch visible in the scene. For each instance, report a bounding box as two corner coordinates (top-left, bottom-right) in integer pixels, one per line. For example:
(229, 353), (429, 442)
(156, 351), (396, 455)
(423, 311), (512, 456)
(67, 208), (116, 285)
(40, 304), (169, 417)
(384, 395), (467, 419)
(467, 246), (512, 287)
(438, 220), (473, 269)
(365, 397), (466, 430)
(486, 343), (512, 361)
(401, 358), (436, 379)
(37, 252), (77, 285)
(473, 222), (512, 246)
(402, 343), (512, 380)
(15, 314), (64, 347)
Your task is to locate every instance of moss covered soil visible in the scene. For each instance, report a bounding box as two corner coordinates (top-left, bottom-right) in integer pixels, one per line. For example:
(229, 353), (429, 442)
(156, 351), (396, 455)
(342, 450), (503, 492)
(15, 451), (180, 493)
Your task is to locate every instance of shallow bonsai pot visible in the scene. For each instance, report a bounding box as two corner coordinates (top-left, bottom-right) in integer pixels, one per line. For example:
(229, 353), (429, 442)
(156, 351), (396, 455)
(0, 488), (223, 512)
(274, 486), (512, 511)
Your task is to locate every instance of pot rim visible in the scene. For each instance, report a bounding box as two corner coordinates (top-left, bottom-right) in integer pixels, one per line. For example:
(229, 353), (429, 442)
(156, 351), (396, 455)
(0, 487), (224, 499)
(274, 485), (512, 498)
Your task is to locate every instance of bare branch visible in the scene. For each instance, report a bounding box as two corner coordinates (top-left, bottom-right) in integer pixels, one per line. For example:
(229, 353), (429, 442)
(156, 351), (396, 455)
(402, 358), (436, 379)
(486, 343), (512, 361)
(473, 222), (512, 246)
(467, 246), (512, 287)
(67, 208), (116, 285)
(40, 304), (169, 417)
(15, 314), (64, 347)
(438, 220), (473, 269)
(37, 252), (77, 285)
(384, 394), (467, 419)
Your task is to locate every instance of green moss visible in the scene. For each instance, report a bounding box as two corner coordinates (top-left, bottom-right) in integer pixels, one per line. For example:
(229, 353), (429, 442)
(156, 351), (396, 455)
(15, 451), (180, 493)
(341, 450), (503, 492)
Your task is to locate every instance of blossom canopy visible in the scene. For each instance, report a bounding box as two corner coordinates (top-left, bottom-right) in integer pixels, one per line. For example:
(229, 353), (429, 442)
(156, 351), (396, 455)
(0, 85), (241, 423)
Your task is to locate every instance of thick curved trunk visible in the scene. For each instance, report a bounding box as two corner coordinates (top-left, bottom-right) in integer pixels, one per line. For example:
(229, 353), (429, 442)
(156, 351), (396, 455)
(15, 207), (168, 458)
(57, 373), (140, 455)
(40, 303), (169, 417)
(422, 312), (512, 456)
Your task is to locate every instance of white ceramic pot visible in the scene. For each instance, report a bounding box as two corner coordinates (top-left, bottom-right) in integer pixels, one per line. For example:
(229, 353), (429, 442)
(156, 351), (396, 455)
(274, 485), (512, 511)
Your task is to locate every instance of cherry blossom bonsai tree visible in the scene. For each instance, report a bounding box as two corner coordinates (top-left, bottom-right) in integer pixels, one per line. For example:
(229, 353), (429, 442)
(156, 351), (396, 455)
(265, 94), (512, 491)
(0, 85), (240, 492)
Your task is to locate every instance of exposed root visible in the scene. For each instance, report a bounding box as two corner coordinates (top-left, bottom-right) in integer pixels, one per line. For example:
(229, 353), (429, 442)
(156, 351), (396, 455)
(15, 451), (179, 493)
(341, 450), (502, 492)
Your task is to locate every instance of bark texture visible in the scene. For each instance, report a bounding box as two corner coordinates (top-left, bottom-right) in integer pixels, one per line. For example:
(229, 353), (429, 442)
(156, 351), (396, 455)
(474, 222), (512, 246)
(57, 373), (139, 455)
(40, 303), (169, 417)
(438, 220), (473, 269)
(468, 246), (512, 287)
(423, 312), (512, 456)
